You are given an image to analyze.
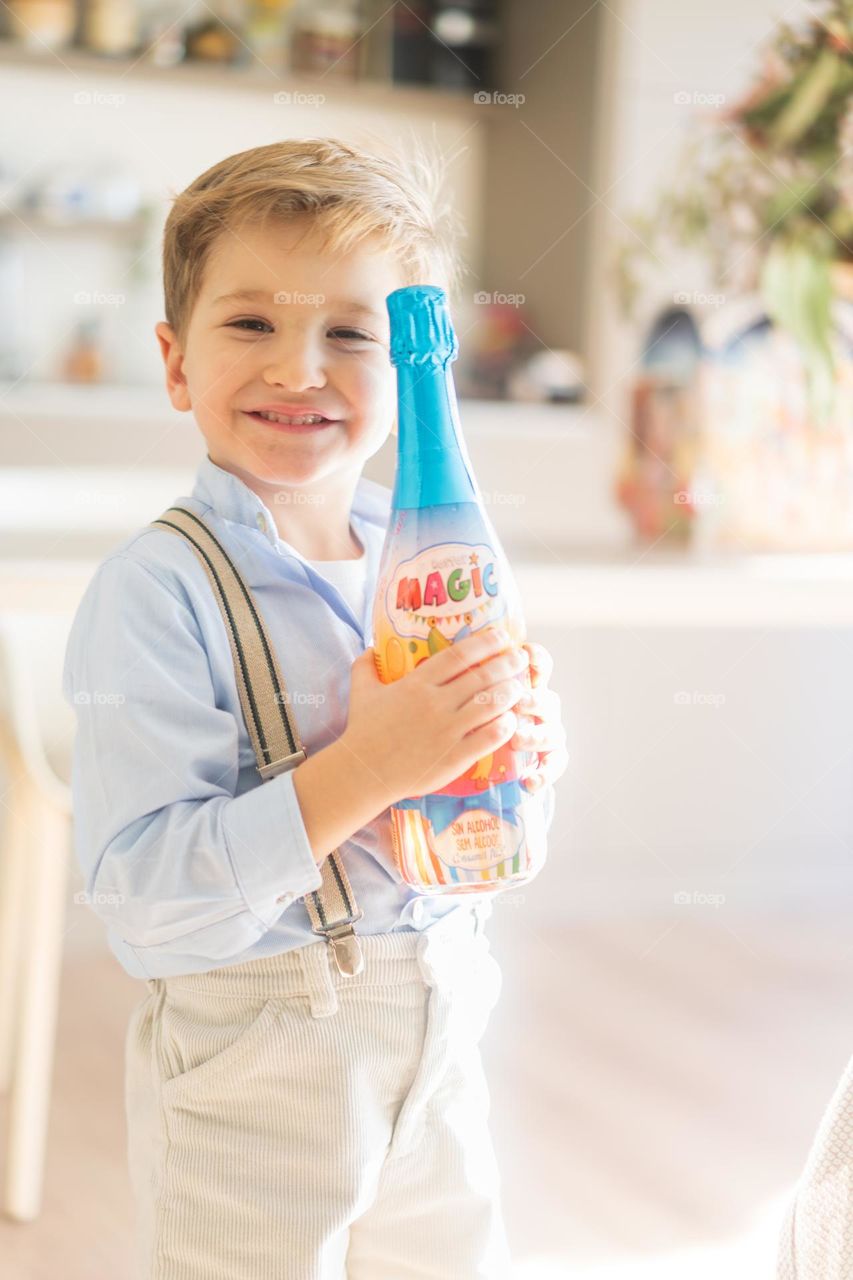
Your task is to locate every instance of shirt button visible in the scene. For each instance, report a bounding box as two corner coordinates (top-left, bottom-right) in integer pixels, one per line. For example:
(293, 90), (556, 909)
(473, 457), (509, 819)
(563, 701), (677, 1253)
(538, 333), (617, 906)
(411, 899), (426, 926)
(276, 892), (293, 906)
(256, 512), (267, 534)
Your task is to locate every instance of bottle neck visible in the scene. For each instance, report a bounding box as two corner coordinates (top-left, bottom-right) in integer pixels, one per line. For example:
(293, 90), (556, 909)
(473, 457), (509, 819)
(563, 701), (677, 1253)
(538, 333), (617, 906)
(392, 358), (477, 510)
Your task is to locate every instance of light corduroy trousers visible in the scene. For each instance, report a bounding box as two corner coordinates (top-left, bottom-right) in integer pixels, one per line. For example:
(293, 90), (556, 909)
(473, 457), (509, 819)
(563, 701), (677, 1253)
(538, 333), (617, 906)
(777, 1049), (853, 1278)
(124, 904), (513, 1280)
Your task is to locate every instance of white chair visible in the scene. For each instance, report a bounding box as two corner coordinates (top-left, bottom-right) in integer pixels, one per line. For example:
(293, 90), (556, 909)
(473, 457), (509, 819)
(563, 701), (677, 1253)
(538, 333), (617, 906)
(0, 612), (74, 1222)
(0, 468), (195, 1222)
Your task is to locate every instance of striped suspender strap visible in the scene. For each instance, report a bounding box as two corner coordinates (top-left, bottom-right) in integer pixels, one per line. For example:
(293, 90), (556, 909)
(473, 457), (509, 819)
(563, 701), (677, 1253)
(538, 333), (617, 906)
(150, 505), (365, 978)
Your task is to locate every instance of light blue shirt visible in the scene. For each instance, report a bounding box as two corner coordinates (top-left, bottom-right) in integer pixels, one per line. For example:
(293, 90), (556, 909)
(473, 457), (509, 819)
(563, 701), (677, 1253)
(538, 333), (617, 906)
(62, 454), (553, 979)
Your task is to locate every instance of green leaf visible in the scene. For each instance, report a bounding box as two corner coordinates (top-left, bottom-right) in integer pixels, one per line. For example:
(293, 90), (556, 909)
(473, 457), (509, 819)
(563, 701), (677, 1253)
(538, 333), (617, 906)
(760, 230), (837, 423)
(769, 47), (843, 148)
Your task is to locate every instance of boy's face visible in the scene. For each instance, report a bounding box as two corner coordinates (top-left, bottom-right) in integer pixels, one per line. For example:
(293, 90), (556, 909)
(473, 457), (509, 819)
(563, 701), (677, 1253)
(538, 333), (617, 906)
(155, 216), (405, 495)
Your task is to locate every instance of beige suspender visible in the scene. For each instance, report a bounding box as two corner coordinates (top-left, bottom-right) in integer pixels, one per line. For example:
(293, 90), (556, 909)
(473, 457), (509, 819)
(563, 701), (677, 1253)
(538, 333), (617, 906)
(150, 505), (365, 978)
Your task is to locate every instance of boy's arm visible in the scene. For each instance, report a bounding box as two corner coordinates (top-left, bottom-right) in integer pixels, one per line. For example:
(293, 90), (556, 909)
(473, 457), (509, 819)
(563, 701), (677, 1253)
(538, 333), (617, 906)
(63, 553), (329, 972)
(291, 739), (392, 866)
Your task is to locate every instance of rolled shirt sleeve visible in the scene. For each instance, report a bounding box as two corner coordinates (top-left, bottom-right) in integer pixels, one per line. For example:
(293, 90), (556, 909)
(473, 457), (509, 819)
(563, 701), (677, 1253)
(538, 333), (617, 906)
(62, 553), (322, 970)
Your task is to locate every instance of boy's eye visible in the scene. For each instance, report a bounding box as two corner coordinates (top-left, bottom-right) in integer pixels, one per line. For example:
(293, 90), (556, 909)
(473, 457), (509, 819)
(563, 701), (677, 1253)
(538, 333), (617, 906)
(330, 328), (373, 342)
(228, 318), (272, 333)
(226, 321), (374, 342)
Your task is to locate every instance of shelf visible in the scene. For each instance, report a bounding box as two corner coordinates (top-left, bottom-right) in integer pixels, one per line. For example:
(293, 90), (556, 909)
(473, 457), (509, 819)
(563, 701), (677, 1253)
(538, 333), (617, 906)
(0, 39), (486, 119)
(1, 530), (851, 629)
(0, 444), (848, 626)
(0, 210), (150, 235)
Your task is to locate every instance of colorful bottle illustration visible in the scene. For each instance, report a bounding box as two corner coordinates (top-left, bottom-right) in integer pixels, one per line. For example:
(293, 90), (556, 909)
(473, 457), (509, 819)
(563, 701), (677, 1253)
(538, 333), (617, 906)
(372, 284), (548, 894)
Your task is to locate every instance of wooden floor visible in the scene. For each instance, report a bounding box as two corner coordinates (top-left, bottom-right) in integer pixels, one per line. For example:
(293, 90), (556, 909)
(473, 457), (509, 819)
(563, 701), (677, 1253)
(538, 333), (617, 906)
(2, 909), (851, 1279)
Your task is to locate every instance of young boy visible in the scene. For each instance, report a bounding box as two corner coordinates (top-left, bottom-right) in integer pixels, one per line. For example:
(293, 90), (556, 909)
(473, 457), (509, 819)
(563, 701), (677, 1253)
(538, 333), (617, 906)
(63, 137), (568, 1280)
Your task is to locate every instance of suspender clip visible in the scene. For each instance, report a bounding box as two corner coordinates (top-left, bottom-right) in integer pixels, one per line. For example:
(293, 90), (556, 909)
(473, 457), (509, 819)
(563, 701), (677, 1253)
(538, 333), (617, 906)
(325, 923), (365, 977)
(257, 749), (307, 781)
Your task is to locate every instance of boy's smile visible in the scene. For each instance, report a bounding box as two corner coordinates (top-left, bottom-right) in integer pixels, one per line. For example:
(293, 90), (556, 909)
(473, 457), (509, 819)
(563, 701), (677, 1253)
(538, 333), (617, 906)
(155, 215), (406, 555)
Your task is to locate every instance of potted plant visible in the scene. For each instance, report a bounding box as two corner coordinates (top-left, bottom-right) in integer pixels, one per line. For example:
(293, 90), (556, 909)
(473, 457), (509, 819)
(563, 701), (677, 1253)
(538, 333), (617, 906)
(616, 0), (853, 422)
(613, 1), (853, 551)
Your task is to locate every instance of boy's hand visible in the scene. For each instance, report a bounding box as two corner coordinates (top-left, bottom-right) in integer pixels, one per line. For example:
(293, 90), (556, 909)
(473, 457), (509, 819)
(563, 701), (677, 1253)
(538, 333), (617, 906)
(343, 625), (531, 806)
(510, 641), (569, 792)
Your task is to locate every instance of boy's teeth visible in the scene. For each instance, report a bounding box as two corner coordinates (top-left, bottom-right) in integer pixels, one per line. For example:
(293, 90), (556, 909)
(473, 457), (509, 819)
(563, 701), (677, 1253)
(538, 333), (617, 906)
(256, 410), (325, 425)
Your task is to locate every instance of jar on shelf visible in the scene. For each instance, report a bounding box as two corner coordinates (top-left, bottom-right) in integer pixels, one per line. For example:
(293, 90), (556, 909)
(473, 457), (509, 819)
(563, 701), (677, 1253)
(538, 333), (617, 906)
(182, 0), (243, 62)
(80, 0), (140, 56)
(5, 0), (75, 49)
(22, 163), (96, 222)
(241, 0), (297, 69)
(62, 318), (105, 384)
(288, 2), (362, 78)
(359, 0), (432, 86)
(138, 5), (185, 67)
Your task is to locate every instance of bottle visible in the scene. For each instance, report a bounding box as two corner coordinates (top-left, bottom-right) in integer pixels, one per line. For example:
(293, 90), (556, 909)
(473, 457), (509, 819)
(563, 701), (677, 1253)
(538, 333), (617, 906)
(6, 0), (75, 49)
(372, 284), (548, 895)
(62, 317), (104, 383)
(241, 0), (295, 69)
(358, 0), (431, 85)
(288, 0), (362, 78)
(80, 0), (140, 56)
(429, 2), (498, 90)
(183, 1), (241, 62)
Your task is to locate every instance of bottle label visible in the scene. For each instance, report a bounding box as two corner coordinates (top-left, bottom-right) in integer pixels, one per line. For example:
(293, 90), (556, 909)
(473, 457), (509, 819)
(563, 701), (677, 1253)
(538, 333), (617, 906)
(431, 806), (524, 870)
(384, 540), (503, 643)
(375, 538), (525, 798)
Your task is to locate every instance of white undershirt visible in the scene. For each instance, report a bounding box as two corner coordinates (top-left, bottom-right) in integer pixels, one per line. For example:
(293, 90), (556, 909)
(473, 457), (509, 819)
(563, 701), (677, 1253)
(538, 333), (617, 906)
(308, 552), (369, 621)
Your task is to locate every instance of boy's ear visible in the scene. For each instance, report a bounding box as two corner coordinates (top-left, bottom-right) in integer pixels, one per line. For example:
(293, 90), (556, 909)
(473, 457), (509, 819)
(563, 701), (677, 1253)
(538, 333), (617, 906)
(155, 321), (192, 413)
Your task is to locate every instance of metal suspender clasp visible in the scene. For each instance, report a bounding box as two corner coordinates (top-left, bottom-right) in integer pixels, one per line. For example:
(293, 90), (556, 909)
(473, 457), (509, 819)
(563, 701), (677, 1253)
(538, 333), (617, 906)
(325, 921), (365, 977)
(257, 749), (307, 781)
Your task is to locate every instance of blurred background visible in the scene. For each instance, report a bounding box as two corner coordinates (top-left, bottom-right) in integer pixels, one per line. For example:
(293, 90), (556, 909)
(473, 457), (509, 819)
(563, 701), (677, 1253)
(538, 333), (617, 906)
(2, 0), (853, 1276)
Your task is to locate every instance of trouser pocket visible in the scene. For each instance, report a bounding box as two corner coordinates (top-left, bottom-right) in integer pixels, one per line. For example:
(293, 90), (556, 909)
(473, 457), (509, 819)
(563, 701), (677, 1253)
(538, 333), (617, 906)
(155, 989), (281, 1106)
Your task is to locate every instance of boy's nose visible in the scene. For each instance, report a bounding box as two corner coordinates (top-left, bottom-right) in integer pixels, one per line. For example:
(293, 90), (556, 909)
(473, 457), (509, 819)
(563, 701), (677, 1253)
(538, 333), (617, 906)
(262, 340), (327, 392)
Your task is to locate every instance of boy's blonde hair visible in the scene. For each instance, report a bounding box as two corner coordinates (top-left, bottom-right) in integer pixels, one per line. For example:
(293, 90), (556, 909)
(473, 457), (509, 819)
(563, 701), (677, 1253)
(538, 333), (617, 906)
(162, 135), (467, 346)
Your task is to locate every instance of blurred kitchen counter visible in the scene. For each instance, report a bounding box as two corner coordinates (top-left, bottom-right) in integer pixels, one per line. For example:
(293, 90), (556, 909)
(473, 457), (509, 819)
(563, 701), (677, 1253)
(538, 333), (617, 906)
(0, 379), (628, 554)
(3, 381), (853, 626)
(1, 516), (851, 629)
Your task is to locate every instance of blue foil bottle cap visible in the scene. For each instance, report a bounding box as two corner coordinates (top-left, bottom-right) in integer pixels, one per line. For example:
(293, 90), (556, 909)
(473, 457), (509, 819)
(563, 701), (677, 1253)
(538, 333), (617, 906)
(387, 285), (459, 366)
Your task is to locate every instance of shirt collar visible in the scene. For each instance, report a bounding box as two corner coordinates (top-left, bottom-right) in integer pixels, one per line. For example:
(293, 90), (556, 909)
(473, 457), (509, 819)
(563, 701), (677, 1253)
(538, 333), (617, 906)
(189, 453), (391, 553)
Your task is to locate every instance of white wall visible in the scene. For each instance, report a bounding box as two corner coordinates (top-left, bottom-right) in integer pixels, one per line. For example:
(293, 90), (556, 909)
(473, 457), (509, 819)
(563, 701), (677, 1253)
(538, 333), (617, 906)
(0, 61), (486, 387)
